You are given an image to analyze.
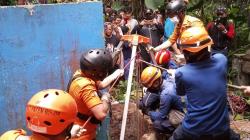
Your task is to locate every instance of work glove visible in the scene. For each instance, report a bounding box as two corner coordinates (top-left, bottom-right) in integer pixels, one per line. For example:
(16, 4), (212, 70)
(148, 46), (156, 52)
(167, 69), (176, 79)
(70, 124), (86, 138)
(175, 54), (185, 65)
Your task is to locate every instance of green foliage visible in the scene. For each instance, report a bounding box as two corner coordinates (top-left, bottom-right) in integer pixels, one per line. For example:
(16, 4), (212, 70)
(113, 80), (127, 102)
(144, 0), (164, 10)
(111, 1), (124, 11)
(0, 0), (16, 6)
(112, 79), (141, 102)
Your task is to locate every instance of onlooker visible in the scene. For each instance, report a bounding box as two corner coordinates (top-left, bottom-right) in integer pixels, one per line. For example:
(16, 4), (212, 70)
(111, 15), (124, 39)
(131, 8), (164, 69)
(164, 8), (181, 55)
(207, 6), (235, 55)
(104, 22), (120, 53)
(121, 6), (138, 34)
(132, 8), (164, 46)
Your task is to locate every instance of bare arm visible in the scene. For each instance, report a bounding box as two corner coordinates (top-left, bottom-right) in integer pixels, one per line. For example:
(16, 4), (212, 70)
(90, 98), (110, 121)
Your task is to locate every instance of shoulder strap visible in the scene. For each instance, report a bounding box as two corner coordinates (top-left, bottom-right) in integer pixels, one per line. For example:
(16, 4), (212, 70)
(66, 74), (82, 92)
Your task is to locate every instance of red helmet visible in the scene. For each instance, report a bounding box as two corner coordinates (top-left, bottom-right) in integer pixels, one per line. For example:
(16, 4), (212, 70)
(26, 89), (78, 135)
(155, 50), (171, 65)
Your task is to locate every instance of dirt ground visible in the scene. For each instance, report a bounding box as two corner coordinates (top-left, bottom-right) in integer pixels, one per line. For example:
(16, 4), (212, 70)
(110, 103), (250, 140)
(109, 103), (153, 140)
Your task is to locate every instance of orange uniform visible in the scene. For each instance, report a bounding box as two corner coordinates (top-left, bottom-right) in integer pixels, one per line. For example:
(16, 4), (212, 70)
(69, 70), (102, 140)
(0, 129), (56, 140)
(0, 129), (26, 140)
(168, 15), (204, 44)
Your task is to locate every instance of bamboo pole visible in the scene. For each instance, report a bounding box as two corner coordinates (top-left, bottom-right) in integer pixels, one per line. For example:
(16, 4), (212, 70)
(227, 84), (243, 90)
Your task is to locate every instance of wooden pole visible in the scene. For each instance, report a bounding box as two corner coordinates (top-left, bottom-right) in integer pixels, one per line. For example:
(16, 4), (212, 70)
(227, 84), (243, 90)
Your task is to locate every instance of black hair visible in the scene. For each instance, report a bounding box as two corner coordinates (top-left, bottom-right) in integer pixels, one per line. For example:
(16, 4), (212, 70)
(123, 6), (132, 14)
(183, 47), (211, 63)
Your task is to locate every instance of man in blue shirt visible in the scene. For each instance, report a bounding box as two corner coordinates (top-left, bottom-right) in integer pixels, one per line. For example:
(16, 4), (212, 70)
(139, 66), (183, 134)
(169, 26), (239, 140)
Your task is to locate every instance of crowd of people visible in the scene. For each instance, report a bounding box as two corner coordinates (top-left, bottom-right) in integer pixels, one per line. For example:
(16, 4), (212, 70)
(1, 0), (250, 140)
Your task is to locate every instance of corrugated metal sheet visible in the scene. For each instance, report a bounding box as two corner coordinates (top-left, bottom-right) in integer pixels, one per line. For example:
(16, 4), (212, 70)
(0, 2), (104, 134)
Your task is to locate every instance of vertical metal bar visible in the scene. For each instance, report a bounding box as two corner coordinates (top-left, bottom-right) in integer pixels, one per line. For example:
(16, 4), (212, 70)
(119, 44), (137, 140)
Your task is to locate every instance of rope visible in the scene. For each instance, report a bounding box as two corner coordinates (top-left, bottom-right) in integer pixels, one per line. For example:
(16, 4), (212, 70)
(108, 51), (141, 93)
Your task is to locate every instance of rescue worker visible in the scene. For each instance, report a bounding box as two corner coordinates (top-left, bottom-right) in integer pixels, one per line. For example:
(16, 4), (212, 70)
(207, 6), (235, 55)
(0, 89), (79, 140)
(150, 0), (204, 52)
(139, 66), (184, 134)
(68, 49), (123, 140)
(169, 26), (240, 140)
(155, 49), (178, 69)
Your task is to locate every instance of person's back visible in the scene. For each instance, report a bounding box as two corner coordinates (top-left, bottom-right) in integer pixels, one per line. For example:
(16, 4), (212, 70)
(170, 26), (239, 140)
(175, 53), (228, 135)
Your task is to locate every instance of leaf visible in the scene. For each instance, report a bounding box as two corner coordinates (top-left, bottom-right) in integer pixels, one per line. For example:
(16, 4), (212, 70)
(234, 114), (244, 120)
(111, 1), (124, 11)
(145, 0), (164, 10)
(247, 100), (250, 105)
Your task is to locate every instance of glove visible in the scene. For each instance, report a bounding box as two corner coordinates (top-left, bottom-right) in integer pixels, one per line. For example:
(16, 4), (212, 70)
(70, 124), (86, 138)
(148, 46), (155, 52)
(167, 69), (176, 79)
(101, 92), (111, 102)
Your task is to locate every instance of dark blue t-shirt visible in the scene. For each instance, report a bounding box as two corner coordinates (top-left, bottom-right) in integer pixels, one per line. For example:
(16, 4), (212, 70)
(175, 53), (229, 135)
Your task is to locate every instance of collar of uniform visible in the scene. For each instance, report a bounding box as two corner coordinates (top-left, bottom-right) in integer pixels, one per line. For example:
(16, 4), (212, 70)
(30, 133), (51, 140)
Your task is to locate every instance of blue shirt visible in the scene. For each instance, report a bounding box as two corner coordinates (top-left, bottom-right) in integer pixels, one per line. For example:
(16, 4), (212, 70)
(175, 54), (229, 135)
(149, 78), (183, 121)
(164, 18), (175, 41)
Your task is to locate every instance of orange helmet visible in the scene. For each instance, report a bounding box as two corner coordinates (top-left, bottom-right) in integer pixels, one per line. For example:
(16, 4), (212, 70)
(155, 50), (171, 65)
(141, 66), (161, 88)
(179, 27), (213, 53)
(26, 89), (78, 135)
